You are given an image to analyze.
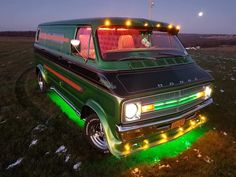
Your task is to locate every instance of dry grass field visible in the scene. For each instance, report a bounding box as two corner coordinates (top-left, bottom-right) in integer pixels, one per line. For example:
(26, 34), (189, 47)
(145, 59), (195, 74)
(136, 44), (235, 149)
(0, 37), (236, 177)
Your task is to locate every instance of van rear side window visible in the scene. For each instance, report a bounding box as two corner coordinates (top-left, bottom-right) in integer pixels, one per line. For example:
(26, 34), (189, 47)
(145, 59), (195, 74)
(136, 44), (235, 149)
(73, 27), (95, 60)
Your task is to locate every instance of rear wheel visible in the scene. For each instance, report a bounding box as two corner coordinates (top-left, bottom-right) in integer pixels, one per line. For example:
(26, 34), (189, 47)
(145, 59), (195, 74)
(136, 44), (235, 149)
(84, 114), (109, 154)
(37, 72), (47, 93)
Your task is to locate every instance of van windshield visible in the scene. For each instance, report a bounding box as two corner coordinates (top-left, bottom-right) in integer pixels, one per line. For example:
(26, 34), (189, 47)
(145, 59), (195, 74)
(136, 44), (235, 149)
(97, 27), (188, 61)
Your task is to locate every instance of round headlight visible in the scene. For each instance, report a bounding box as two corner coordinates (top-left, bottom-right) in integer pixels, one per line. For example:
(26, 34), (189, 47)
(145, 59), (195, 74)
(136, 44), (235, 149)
(205, 86), (212, 98)
(125, 103), (138, 119)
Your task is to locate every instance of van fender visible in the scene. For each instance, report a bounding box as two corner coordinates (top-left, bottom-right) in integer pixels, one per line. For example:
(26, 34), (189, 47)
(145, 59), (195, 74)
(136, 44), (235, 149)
(85, 99), (122, 157)
(36, 64), (47, 82)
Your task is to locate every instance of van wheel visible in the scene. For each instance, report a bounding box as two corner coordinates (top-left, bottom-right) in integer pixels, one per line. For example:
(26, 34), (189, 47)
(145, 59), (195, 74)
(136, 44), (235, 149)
(84, 114), (109, 154)
(37, 72), (47, 93)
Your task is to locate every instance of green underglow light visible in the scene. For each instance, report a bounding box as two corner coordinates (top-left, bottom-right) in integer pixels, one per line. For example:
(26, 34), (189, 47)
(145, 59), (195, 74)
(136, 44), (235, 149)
(127, 125), (208, 165)
(47, 90), (85, 128)
(154, 93), (198, 111)
(97, 125), (209, 169)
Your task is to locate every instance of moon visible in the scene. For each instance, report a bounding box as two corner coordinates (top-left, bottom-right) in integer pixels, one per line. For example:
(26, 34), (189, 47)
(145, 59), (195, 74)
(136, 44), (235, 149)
(198, 12), (204, 17)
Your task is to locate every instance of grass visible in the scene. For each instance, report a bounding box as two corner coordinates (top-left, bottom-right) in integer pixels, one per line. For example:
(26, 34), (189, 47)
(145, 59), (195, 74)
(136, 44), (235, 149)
(0, 37), (236, 177)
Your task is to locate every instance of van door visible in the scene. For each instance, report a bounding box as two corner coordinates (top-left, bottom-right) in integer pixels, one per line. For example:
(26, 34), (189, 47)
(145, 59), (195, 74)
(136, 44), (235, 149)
(58, 27), (96, 111)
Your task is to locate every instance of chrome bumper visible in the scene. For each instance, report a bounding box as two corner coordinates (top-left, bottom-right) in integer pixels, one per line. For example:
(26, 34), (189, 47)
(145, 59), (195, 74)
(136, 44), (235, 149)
(116, 98), (213, 132)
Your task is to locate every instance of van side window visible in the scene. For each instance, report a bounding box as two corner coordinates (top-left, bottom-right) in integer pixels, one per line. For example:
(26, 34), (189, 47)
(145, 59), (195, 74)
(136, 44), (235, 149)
(74, 27), (95, 59)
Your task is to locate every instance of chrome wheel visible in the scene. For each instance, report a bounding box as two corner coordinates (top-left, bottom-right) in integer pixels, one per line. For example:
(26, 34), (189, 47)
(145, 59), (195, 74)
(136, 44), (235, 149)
(89, 122), (107, 150)
(85, 115), (109, 153)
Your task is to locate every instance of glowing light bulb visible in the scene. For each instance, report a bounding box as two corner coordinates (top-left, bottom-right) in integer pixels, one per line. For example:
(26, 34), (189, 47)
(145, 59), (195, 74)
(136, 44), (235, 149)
(126, 20), (131, 26)
(104, 20), (110, 26)
(144, 22), (148, 27)
(168, 24), (173, 29)
(156, 23), (161, 28)
(190, 120), (196, 126)
(161, 134), (167, 139)
(124, 144), (130, 151)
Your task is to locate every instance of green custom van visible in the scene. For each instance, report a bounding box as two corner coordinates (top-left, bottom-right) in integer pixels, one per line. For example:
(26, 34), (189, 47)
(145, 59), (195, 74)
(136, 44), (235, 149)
(34, 17), (213, 157)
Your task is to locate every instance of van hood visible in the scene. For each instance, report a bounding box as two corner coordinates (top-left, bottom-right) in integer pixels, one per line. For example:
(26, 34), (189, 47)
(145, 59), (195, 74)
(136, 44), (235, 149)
(100, 63), (213, 97)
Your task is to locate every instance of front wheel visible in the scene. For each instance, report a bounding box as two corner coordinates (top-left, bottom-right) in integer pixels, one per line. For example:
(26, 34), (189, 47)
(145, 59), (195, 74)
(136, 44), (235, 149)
(84, 114), (109, 154)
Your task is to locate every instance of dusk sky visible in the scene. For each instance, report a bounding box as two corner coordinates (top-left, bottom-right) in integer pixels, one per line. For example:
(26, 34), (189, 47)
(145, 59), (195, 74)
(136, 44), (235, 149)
(1, 0), (235, 34)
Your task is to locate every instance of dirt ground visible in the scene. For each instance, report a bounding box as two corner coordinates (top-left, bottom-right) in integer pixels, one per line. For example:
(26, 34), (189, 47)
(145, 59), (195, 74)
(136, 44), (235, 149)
(0, 37), (236, 177)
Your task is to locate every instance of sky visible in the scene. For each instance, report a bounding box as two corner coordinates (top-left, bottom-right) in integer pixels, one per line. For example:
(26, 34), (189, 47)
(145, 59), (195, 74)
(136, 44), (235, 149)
(0, 0), (235, 34)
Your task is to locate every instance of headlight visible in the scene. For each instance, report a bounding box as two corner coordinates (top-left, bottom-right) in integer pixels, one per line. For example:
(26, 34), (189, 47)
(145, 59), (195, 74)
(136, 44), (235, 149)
(124, 102), (141, 122)
(204, 86), (212, 99)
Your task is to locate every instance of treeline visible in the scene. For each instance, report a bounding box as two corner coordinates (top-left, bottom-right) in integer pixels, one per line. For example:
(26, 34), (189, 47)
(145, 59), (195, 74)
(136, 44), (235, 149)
(178, 33), (236, 48)
(1, 31), (236, 48)
(0, 31), (35, 37)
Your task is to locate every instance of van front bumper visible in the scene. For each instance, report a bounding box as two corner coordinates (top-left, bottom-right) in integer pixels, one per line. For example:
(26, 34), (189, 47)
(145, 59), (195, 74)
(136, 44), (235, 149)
(109, 99), (212, 157)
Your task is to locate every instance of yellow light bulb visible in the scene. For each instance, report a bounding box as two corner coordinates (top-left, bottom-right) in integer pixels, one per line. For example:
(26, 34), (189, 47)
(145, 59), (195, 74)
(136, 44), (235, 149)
(156, 23), (161, 28)
(176, 25), (181, 30)
(144, 22), (148, 27)
(124, 143), (130, 151)
(200, 115), (206, 122)
(161, 134), (167, 139)
(178, 127), (184, 132)
(104, 20), (110, 26)
(126, 20), (131, 26)
(143, 139), (149, 144)
(190, 120), (196, 126)
(168, 24), (173, 29)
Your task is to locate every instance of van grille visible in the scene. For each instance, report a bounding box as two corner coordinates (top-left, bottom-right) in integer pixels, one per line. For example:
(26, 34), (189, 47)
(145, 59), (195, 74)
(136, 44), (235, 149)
(140, 85), (205, 120)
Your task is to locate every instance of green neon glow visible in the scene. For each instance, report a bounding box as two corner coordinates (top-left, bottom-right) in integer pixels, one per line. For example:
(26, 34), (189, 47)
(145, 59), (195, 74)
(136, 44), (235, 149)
(47, 90), (85, 128)
(154, 93), (198, 111)
(93, 125), (208, 170)
(125, 125), (208, 165)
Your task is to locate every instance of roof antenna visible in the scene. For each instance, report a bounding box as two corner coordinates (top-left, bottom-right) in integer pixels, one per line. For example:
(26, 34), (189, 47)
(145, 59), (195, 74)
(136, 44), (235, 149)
(148, 0), (155, 19)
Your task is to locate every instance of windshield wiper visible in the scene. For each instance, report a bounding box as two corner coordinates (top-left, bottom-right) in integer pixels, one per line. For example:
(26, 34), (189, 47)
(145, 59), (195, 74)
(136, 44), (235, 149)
(156, 52), (185, 58)
(119, 56), (157, 61)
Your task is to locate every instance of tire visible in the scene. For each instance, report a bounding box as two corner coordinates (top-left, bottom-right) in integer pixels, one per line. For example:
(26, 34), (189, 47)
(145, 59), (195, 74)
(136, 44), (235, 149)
(84, 114), (109, 154)
(37, 72), (47, 93)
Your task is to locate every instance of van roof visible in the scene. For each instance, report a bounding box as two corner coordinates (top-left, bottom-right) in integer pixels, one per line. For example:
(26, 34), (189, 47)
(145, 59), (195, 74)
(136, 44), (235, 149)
(39, 17), (171, 28)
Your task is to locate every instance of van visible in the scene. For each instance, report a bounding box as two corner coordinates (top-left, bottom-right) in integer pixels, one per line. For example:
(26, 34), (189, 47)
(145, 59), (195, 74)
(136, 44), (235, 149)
(34, 17), (213, 157)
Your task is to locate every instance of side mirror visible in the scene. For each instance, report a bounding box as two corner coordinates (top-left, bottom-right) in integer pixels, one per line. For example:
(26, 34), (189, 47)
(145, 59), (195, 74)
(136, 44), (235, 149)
(71, 39), (81, 53)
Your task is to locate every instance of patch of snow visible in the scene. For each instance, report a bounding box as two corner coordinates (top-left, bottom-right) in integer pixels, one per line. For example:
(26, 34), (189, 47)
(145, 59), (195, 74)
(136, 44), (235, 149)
(73, 161), (81, 171)
(205, 69), (213, 73)
(131, 167), (141, 176)
(186, 47), (197, 50)
(29, 139), (38, 147)
(33, 124), (47, 132)
(55, 145), (67, 154)
(197, 153), (202, 158)
(203, 156), (213, 164)
(158, 164), (171, 169)
(0, 120), (7, 124)
(230, 77), (235, 81)
(223, 132), (228, 136)
(6, 158), (24, 170)
(220, 89), (224, 93)
(65, 154), (70, 162)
